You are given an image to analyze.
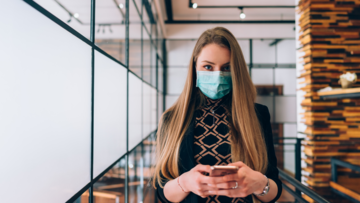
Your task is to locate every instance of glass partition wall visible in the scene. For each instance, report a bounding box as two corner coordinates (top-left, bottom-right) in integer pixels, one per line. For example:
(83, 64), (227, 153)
(0, 1), (164, 203)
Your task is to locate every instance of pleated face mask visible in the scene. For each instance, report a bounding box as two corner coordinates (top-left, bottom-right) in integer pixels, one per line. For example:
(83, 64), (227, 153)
(196, 71), (232, 100)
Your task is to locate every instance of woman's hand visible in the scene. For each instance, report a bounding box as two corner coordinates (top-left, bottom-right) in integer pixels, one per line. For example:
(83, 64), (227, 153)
(208, 161), (268, 198)
(181, 164), (218, 198)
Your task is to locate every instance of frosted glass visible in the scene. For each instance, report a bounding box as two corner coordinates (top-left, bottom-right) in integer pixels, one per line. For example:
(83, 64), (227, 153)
(274, 68), (297, 95)
(143, 83), (152, 137)
(129, 73), (143, 150)
(253, 39), (276, 64)
(0, 1), (91, 203)
(275, 96), (297, 122)
(93, 50), (127, 178)
(167, 68), (188, 95)
(251, 68), (273, 85)
(277, 39), (296, 64)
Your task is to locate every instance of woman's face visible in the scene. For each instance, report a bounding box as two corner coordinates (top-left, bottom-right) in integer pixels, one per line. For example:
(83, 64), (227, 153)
(196, 43), (231, 72)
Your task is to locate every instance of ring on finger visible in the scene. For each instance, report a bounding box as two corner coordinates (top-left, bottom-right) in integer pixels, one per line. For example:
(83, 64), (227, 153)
(232, 181), (238, 189)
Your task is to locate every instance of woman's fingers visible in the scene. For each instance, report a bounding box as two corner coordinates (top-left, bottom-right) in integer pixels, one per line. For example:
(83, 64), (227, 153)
(213, 181), (239, 189)
(194, 164), (212, 173)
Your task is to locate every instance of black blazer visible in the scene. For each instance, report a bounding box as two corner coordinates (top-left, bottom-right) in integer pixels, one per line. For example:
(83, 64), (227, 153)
(156, 103), (282, 203)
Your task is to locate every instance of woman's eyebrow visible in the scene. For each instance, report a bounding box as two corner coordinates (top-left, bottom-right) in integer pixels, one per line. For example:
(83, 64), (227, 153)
(202, 60), (230, 66)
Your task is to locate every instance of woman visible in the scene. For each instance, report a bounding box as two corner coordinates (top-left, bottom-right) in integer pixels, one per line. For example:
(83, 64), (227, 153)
(153, 27), (282, 203)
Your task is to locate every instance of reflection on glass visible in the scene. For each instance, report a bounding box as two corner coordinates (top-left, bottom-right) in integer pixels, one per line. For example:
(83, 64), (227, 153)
(93, 158), (125, 203)
(95, 0), (126, 64)
(142, 132), (157, 203)
(72, 189), (89, 203)
(143, 26), (151, 84)
(34, 0), (91, 39)
(129, 0), (142, 76)
(129, 145), (144, 203)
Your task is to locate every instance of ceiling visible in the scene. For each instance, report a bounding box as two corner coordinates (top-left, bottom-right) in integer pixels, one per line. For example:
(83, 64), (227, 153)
(166, 0), (296, 22)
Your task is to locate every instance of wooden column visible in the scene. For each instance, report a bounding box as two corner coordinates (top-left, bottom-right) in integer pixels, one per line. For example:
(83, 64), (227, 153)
(297, 0), (360, 199)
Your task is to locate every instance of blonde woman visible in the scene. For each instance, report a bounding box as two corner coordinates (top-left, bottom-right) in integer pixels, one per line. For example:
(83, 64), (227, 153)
(153, 27), (282, 203)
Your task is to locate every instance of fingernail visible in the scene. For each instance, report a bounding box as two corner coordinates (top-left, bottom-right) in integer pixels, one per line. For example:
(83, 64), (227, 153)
(209, 191), (214, 193)
(208, 184), (213, 186)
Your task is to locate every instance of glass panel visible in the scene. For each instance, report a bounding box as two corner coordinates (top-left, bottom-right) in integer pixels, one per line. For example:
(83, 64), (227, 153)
(237, 40), (250, 64)
(143, 83), (152, 137)
(251, 68), (273, 85)
(157, 58), (163, 92)
(151, 87), (157, 130)
(167, 67), (188, 95)
(158, 92), (164, 121)
(34, 0), (91, 39)
(151, 43), (157, 87)
(129, 145), (144, 203)
(129, 0), (142, 77)
(157, 25), (163, 59)
(93, 158), (125, 203)
(133, 0), (142, 16)
(129, 73), (143, 150)
(277, 39), (296, 64)
(143, 133), (157, 203)
(142, 4), (151, 35)
(95, 0), (126, 64)
(274, 68), (296, 95)
(253, 39), (276, 64)
(143, 26), (151, 83)
(0, 2), (91, 202)
(72, 189), (90, 203)
(275, 96), (297, 123)
(94, 50), (127, 177)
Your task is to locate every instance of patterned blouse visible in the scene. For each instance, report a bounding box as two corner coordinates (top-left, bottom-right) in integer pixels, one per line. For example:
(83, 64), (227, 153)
(193, 97), (253, 203)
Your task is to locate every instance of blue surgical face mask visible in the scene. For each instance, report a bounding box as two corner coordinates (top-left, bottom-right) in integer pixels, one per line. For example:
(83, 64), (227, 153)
(196, 71), (232, 100)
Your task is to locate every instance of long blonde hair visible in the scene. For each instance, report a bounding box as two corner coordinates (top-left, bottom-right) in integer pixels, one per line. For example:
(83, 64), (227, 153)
(153, 27), (268, 201)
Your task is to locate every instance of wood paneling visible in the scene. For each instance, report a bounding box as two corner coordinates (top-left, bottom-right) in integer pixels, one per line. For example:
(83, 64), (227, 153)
(297, 0), (360, 192)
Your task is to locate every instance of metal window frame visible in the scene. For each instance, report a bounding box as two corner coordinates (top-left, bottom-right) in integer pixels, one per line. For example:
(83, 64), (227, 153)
(23, 0), (165, 202)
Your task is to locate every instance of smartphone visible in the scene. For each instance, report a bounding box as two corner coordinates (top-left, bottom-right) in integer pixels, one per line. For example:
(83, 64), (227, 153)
(209, 165), (239, 177)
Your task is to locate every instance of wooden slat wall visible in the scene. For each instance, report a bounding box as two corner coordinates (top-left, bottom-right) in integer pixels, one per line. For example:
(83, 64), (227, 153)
(297, 0), (360, 190)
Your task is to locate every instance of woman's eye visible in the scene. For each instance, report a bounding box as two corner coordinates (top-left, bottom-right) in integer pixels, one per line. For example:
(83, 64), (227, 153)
(204, 65), (212, 70)
(223, 66), (230, 71)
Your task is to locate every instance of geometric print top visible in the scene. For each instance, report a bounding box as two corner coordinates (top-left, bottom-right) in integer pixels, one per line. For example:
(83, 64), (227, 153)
(193, 97), (253, 203)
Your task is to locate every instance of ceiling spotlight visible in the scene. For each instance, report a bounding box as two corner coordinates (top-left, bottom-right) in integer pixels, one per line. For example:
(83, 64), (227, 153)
(192, 3), (198, 9)
(73, 13), (80, 18)
(119, 3), (124, 9)
(239, 7), (245, 19)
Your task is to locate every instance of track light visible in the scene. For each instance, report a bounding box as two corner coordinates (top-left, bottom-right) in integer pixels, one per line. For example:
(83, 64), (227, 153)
(73, 13), (80, 18)
(239, 7), (246, 19)
(119, 3), (124, 9)
(192, 3), (198, 9)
